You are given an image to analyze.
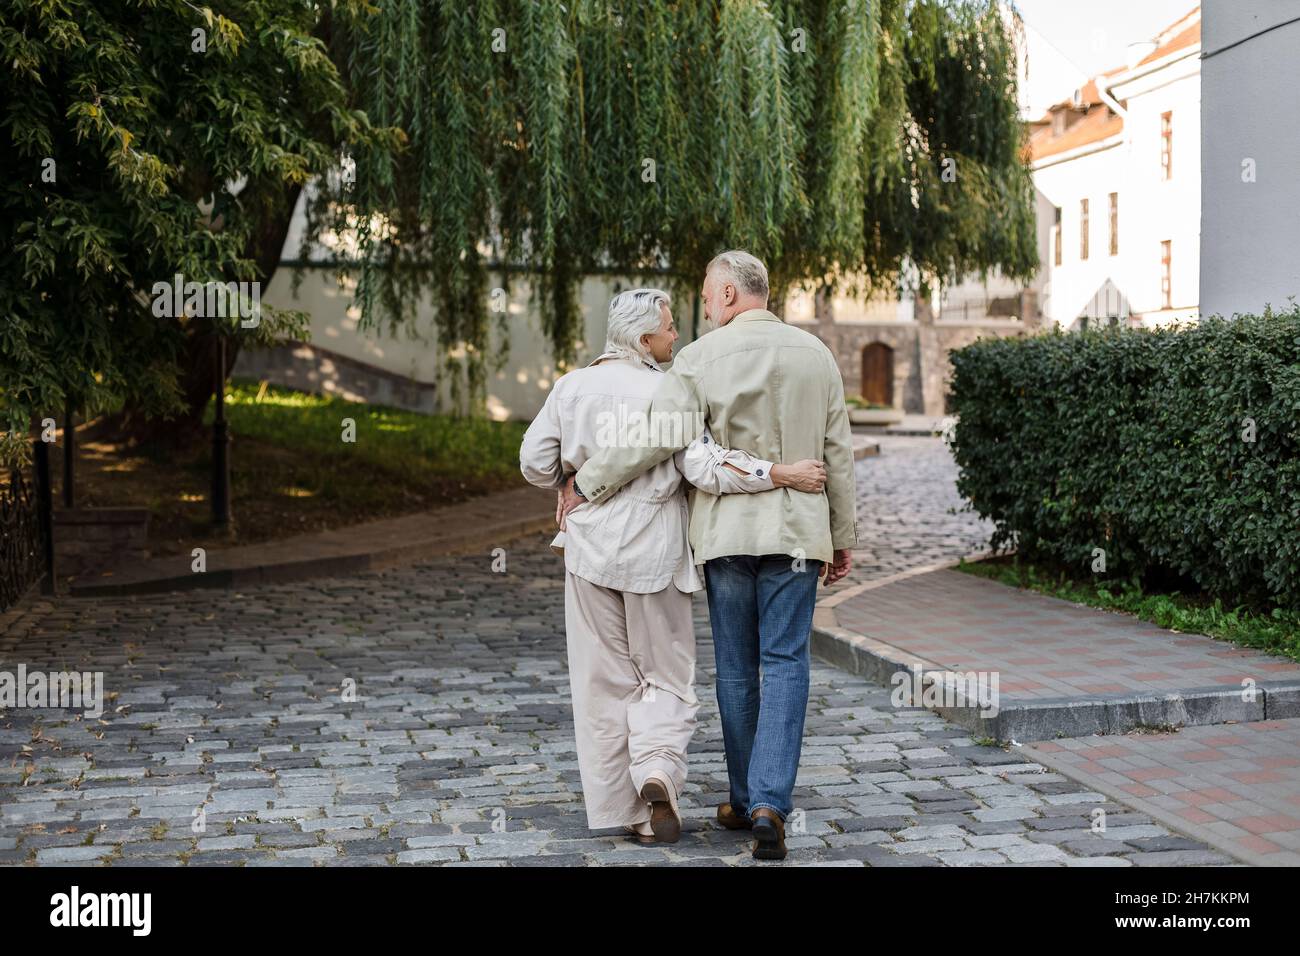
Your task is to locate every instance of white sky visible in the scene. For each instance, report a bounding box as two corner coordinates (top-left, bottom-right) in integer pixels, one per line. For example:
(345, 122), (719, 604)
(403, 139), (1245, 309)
(1013, 0), (1198, 76)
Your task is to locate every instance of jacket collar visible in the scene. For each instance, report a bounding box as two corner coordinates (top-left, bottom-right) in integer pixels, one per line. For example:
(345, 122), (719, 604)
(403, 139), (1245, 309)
(586, 348), (664, 372)
(729, 308), (781, 325)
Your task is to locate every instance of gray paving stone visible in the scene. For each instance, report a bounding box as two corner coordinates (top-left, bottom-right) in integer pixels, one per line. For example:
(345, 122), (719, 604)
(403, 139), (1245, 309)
(939, 850), (1008, 866)
(1125, 850), (1238, 866)
(891, 837), (965, 854)
(0, 470), (1229, 870)
(1001, 843), (1070, 863)
(35, 846), (115, 863)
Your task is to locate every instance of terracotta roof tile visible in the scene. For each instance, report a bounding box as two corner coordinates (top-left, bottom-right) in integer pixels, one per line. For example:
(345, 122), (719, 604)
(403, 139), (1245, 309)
(1137, 18), (1200, 67)
(1022, 6), (1197, 166)
(1029, 107), (1123, 162)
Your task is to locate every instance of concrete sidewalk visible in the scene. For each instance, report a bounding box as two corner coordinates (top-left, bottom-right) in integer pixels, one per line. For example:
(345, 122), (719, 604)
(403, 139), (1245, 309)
(68, 485), (557, 597)
(814, 566), (1300, 741)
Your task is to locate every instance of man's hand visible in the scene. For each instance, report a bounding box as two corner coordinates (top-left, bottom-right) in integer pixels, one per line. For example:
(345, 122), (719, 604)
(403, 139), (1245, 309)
(822, 548), (853, 587)
(557, 474), (584, 530)
(771, 459), (827, 493)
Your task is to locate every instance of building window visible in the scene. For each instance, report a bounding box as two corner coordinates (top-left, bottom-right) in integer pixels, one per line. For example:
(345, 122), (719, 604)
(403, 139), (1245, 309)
(1161, 111), (1172, 180)
(1108, 193), (1118, 256)
(1080, 198), (1089, 260)
(1053, 207), (1062, 266)
(1161, 240), (1172, 309)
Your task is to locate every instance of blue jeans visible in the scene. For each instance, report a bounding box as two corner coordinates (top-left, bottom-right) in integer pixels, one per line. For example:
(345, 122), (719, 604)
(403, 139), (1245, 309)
(703, 553), (821, 820)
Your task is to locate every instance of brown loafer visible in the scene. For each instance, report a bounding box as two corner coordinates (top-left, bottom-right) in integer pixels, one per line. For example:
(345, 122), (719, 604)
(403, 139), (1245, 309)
(716, 803), (753, 830)
(750, 808), (787, 860)
(639, 773), (681, 843)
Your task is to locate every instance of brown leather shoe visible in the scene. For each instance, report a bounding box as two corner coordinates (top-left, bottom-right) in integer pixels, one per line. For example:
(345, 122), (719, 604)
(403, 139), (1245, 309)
(622, 823), (657, 845)
(750, 808), (787, 860)
(639, 773), (681, 843)
(716, 803), (753, 830)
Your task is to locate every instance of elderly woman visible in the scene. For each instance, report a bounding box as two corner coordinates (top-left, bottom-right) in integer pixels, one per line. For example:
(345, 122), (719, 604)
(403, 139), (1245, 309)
(519, 288), (825, 844)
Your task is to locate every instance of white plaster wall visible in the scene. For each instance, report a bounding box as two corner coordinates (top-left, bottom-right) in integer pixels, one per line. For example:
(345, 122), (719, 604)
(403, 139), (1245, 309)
(1032, 142), (1126, 326)
(1112, 58), (1201, 324)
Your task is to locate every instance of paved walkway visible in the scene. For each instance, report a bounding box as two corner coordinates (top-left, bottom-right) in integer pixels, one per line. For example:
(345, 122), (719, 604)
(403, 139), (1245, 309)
(1025, 723), (1300, 866)
(845, 434), (992, 586)
(830, 568), (1300, 705)
(3, 433), (1281, 867)
(0, 532), (1226, 867)
(68, 486), (557, 596)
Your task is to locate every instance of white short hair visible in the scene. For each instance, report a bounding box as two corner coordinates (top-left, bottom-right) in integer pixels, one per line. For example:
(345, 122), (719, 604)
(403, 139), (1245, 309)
(707, 250), (769, 300)
(605, 288), (671, 361)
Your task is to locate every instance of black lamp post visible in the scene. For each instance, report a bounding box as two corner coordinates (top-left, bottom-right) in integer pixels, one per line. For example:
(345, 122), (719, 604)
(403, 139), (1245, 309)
(62, 399), (75, 509)
(211, 335), (231, 528)
(34, 436), (55, 595)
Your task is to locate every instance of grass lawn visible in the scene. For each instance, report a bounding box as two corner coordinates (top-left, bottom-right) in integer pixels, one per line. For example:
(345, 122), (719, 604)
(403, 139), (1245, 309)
(956, 555), (1300, 664)
(58, 380), (528, 557)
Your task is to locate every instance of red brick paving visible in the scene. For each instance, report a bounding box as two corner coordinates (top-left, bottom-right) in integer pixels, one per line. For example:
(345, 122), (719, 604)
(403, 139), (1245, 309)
(831, 568), (1300, 702)
(1024, 718), (1300, 866)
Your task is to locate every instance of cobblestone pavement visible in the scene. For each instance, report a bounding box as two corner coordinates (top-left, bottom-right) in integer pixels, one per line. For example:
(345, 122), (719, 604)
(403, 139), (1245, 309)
(0, 440), (1231, 866)
(848, 434), (993, 585)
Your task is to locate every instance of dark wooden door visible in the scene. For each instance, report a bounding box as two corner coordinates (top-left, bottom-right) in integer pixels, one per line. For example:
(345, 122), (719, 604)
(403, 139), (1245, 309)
(861, 343), (894, 407)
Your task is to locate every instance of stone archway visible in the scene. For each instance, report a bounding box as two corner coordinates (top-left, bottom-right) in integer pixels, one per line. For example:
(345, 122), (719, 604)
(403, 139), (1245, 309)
(861, 342), (894, 407)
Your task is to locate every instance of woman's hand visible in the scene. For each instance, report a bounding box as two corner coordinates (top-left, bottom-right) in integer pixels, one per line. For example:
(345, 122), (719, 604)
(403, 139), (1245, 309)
(771, 459), (827, 493)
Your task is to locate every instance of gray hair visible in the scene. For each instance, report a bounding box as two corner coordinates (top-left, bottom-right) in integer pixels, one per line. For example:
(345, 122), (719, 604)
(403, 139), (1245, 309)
(605, 288), (671, 362)
(707, 249), (769, 300)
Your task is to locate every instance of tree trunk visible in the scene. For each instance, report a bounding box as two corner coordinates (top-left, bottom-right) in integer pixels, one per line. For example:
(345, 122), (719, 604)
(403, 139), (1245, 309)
(97, 179), (303, 447)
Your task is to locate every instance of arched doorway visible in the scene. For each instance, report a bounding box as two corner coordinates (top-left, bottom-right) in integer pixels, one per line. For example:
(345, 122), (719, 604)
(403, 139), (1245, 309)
(861, 343), (894, 407)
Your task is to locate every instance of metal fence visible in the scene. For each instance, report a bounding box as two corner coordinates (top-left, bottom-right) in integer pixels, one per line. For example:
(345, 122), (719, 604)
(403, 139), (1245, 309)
(0, 463), (46, 612)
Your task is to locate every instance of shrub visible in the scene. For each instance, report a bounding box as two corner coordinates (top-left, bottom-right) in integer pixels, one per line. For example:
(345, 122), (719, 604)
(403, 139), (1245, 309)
(948, 305), (1300, 610)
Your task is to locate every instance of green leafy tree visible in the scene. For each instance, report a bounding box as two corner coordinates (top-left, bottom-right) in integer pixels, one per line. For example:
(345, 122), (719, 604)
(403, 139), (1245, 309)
(1, 0), (1036, 468)
(0, 0), (394, 466)
(326, 0), (1038, 409)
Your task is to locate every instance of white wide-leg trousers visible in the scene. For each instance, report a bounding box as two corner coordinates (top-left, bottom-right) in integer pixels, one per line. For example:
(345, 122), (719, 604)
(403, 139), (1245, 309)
(563, 572), (699, 830)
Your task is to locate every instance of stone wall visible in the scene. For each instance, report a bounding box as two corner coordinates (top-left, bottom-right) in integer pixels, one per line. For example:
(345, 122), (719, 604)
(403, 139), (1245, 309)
(797, 315), (1028, 414)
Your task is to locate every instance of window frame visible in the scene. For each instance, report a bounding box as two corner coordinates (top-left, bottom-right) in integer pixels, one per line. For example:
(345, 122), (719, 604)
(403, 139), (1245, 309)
(1108, 192), (1118, 256)
(1161, 239), (1172, 310)
(1160, 111), (1173, 180)
(1080, 198), (1089, 261)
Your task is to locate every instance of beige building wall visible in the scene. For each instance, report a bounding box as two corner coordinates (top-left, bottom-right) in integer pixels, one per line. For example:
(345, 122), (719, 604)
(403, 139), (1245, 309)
(251, 265), (705, 422)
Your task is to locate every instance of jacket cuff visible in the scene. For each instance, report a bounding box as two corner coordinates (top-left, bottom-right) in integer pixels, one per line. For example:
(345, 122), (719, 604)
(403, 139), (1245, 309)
(831, 530), (859, 551)
(575, 461), (614, 504)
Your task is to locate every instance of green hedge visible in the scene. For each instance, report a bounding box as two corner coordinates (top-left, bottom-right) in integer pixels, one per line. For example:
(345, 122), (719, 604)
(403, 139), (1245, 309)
(948, 306), (1300, 610)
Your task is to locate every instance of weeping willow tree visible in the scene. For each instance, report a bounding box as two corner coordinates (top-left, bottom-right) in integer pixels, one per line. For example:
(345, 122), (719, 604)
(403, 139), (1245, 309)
(316, 0), (1036, 410)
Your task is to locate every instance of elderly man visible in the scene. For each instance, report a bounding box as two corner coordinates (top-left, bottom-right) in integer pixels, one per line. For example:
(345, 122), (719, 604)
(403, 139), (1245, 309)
(562, 251), (858, 861)
(521, 287), (827, 846)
